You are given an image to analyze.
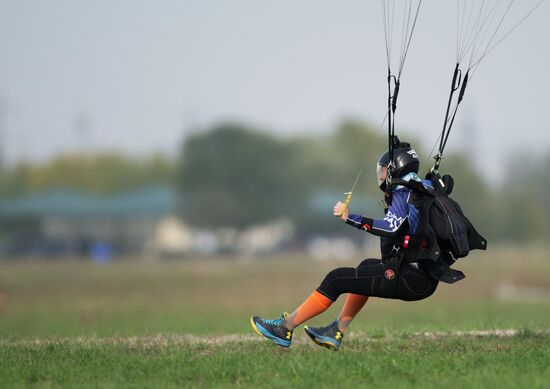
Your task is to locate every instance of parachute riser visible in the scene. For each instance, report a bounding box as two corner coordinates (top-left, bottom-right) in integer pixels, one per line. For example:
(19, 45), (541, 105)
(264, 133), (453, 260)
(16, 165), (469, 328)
(387, 69), (400, 180)
(440, 64), (461, 152)
(432, 63), (470, 173)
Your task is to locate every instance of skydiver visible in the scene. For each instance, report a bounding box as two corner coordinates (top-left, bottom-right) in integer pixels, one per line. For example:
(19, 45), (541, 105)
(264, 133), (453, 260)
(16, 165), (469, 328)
(249, 141), (480, 350)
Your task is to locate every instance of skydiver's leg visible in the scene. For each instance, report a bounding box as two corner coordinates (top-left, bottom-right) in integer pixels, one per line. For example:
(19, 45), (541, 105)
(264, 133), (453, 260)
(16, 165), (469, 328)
(284, 260), (381, 330)
(316, 259), (386, 301)
(251, 258), (437, 347)
(300, 258), (438, 349)
(316, 258), (438, 302)
(337, 294), (369, 333)
(300, 293), (369, 351)
(284, 291), (333, 330)
(250, 290), (333, 347)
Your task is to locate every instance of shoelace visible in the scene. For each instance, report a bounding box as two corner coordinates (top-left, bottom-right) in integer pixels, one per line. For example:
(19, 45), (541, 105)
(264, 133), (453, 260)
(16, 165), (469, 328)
(263, 316), (284, 326)
(316, 320), (338, 334)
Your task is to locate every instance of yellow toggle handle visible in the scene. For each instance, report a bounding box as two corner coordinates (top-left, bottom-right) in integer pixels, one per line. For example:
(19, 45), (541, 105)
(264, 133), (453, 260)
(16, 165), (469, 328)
(343, 191), (352, 210)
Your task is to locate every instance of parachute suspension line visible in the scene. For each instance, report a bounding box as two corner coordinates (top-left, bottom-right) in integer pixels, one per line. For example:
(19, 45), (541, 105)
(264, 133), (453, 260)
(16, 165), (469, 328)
(467, 0), (514, 70)
(469, 0), (546, 77)
(381, 1), (390, 65)
(431, 0), (544, 174)
(457, 1), (485, 63)
(466, 1), (504, 68)
(343, 109), (391, 209)
(381, 0), (422, 180)
(456, 0), (476, 62)
(398, 1), (422, 79)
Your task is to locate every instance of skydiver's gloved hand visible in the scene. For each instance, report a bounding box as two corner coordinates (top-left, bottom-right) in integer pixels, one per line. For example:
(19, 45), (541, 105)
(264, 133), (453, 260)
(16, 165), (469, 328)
(333, 201), (350, 222)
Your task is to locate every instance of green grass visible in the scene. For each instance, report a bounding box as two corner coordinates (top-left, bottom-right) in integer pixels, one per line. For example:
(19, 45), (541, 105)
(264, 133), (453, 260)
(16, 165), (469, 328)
(0, 246), (549, 387)
(1, 333), (549, 388)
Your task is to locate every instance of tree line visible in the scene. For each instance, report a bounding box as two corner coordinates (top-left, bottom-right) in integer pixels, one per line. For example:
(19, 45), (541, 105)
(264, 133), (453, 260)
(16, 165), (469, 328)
(0, 120), (547, 242)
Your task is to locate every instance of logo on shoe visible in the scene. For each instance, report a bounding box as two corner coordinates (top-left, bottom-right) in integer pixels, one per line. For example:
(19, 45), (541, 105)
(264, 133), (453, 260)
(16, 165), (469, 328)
(384, 268), (396, 280)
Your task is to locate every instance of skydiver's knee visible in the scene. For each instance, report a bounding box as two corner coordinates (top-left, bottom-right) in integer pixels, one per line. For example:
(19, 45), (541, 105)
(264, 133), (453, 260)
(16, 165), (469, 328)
(317, 267), (355, 301)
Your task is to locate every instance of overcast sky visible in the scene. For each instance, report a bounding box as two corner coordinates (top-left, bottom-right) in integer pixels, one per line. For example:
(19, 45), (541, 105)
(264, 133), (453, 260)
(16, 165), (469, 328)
(0, 0), (548, 179)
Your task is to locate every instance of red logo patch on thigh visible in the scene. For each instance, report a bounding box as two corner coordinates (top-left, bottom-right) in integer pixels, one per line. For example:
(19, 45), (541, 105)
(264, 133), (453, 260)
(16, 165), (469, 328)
(384, 268), (396, 280)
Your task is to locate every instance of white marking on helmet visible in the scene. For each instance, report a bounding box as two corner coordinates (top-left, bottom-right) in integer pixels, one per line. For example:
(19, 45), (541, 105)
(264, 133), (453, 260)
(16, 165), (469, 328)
(407, 149), (418, 159)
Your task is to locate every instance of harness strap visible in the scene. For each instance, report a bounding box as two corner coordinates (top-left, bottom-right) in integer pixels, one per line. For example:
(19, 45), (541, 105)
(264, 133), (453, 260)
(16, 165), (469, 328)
(395, 235), (428, 250)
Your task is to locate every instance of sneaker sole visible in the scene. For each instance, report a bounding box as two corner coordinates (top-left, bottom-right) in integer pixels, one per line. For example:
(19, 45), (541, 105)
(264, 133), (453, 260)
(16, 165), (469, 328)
(249, 316), (291, 347)
(304, 326), (339, 351)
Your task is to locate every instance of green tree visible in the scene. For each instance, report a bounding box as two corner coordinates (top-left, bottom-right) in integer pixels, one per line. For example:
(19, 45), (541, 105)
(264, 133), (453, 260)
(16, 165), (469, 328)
(493, 152), (550, 242)
(176, 123), (306, 229)
(0, 152), (174, 197)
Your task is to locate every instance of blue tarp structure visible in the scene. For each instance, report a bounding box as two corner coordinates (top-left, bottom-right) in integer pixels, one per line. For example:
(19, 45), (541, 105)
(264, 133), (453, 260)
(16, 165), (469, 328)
(0, 186), (176, 218)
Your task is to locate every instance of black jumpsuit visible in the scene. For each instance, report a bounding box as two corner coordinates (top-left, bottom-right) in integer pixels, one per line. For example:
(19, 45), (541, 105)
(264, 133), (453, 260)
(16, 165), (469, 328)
(317, 183), (439, 302)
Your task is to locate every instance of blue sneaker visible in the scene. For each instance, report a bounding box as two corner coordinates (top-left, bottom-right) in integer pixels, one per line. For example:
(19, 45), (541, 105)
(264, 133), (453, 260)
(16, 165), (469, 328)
(250, 313), (293, 347)
(304, 319), (343, 351)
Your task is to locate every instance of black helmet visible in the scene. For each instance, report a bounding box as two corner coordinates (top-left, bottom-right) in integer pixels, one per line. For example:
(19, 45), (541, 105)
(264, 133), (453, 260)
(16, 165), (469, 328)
(377, 138), (419, 191)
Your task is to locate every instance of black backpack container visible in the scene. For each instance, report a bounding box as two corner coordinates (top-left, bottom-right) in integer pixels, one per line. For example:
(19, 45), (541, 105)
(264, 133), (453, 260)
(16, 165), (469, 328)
(388, 174), (487, 283)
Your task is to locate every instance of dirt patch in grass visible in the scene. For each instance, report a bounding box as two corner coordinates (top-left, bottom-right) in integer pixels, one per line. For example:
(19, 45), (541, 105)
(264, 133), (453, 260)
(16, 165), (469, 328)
(2, 328), (544, 349)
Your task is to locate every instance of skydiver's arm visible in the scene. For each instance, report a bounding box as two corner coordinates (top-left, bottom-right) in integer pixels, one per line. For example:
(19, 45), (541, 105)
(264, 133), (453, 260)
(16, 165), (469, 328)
(345, 214), (375, 232)
(345, 190), (409, 237)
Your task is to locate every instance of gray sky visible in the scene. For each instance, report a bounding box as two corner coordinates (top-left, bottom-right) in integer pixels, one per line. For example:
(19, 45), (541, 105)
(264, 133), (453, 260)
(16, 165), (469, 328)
(0, 0), (548, 179)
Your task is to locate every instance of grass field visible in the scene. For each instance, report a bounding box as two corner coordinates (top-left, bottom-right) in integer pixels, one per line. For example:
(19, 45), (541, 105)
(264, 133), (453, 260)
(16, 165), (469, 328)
(0, 246), (549, 387)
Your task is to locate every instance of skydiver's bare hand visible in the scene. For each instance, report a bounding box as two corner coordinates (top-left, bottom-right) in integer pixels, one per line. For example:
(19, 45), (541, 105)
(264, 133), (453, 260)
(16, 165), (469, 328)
(333, 201), (349, 222)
